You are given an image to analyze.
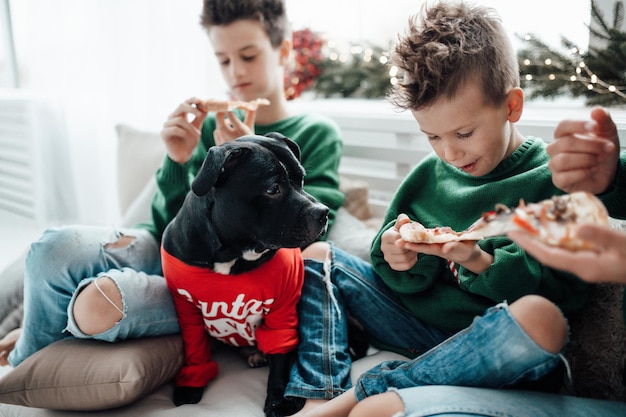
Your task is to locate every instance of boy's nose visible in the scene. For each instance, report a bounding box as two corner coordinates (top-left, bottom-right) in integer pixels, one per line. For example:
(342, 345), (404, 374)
(229, 61), (245, 78)
(444, 145), (461, 162)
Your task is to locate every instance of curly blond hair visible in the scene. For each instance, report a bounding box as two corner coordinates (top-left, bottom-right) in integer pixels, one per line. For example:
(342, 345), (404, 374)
(389, 1), (519, 110)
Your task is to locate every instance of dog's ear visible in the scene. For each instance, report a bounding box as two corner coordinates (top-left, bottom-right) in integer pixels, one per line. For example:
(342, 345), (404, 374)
(191, 146), (246, 196)
(191, 146), (226, 196)
(264, 132), (301, 162)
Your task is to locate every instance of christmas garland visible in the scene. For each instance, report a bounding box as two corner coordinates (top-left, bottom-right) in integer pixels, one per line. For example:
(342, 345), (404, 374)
(285, 28), (394, 100)
(518, 0), (626, 106)
(289, 1), (626, 106)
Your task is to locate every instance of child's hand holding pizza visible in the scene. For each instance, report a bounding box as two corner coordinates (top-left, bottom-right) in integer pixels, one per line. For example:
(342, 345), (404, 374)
(202, 98), (269, 146)
(403, 239), (493, 275)
(398, 192), (610, 275)
(381, 214), (417, 271)
(214, 110), (255, 146)
(399, 192), (608, 250)
(161, 97), (209, 164)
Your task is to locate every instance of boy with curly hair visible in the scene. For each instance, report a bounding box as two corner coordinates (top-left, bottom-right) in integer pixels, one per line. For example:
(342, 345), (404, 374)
(286, 2), (595, 416)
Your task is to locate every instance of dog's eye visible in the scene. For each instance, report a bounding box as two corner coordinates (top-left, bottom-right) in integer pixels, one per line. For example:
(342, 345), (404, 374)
(266, 184), (280, 196)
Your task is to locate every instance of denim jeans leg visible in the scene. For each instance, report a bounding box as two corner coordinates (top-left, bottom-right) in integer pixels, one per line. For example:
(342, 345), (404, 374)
(285, 254), (353, 400)
(397, 386), (626, 417)
(285, 245), (451, 400)
(330, 246), (451, 357)
(8, 226), (163, 367)
(354, 303), (563, 400)
(65, 267), (180, 342)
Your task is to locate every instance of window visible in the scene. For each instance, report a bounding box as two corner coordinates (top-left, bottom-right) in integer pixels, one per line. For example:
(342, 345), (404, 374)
(0, 0), (19, 88)
(286, 0), (591, 56)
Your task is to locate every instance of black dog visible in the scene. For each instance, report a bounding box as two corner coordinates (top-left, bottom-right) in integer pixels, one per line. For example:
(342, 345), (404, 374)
(161, 133), (328, 416)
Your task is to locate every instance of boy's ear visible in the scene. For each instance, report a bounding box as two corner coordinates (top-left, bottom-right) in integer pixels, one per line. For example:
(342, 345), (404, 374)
(279, 39), (291, 66)
(506, 87), (524, 123)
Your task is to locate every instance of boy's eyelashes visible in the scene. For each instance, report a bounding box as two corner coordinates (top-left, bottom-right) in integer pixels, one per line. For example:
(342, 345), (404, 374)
(426, 131), (474, 141)
(218, 55), (257, 66)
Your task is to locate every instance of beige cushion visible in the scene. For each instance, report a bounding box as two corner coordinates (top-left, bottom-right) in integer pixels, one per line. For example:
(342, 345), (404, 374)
(340, 176), (372, 221)
(116, 124), (165, 215)
(0, 335), (183, 411)
(328, 207), (377, 262)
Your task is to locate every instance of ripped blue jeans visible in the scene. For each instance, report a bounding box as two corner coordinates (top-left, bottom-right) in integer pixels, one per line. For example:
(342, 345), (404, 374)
(8, 225), (180, 367)
(285, 244), (564, 401)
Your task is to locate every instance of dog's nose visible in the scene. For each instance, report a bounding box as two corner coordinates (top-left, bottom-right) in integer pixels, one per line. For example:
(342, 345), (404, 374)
(316, 205), (330, 226)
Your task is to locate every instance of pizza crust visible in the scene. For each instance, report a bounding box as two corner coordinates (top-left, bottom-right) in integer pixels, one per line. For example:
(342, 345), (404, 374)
(398, 224), (484, 244)
(399, 192), (609, 250)
(196, 98), (270, 113)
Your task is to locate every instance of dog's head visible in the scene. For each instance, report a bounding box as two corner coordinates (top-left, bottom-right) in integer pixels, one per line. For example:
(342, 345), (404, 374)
(189, 132), (329, 257)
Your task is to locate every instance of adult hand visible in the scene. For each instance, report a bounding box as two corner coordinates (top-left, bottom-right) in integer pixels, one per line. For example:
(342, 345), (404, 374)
(213, 109), (256, 146)
(161, 97), (208, 164)
(509, 225), (626, 284)
(548, 106), (620, 194)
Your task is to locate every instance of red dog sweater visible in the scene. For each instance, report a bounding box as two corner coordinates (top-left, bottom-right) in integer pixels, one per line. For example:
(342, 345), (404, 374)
(161, 246), (304, 387)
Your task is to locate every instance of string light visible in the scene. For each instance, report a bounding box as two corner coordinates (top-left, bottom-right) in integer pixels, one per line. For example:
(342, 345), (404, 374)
(520, 34), (626, 101)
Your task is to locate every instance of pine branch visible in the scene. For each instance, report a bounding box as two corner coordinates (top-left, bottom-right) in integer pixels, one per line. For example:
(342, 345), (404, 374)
(517, 1), (626, 106)
(614, 0), (624, 28)
(591, 0), (612, 36)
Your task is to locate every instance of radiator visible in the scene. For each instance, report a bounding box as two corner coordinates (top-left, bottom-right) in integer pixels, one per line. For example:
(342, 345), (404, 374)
(0, 91), (76, 223)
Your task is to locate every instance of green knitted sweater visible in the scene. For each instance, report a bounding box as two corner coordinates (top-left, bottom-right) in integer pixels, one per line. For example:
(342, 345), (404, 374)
(370, 137), (592, 333)
(138, 112), (345, 242)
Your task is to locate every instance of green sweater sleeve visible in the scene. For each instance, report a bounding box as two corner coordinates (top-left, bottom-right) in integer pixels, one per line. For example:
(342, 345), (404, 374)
(140, 141), (207, 242)
(599, 151), (626, 219)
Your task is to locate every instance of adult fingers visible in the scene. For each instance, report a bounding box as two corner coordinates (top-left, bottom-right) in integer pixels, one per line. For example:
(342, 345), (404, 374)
(590, 106), (619, 144)
(576, 224), (626, 251)
(547, 135), (608, 159)
(553, 119), (595, 140)
(508, 231), (578, 268)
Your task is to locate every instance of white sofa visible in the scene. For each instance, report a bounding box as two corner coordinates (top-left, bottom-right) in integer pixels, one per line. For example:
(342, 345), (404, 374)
(1, 109), (626, 415)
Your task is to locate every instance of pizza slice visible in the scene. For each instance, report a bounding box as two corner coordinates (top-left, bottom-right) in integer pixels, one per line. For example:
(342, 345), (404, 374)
(196, 98), (270, 113)
(399, 191), (609, 250)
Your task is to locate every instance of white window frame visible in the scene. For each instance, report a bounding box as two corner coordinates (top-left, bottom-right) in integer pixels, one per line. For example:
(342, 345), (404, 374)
(1, 0), (19, 88)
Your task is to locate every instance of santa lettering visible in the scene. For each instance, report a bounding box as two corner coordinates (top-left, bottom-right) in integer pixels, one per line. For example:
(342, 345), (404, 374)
(176, 289), (275, 346)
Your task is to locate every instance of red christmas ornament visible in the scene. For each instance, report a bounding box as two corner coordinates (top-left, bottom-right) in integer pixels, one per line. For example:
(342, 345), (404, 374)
(285, 28), (324, 100)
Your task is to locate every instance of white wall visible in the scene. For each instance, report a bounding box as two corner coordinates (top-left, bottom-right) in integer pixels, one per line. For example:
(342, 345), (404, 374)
(286, 0), (590, 51)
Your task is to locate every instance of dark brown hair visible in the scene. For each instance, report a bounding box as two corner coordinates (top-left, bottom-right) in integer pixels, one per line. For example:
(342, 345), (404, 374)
(389, 1), (519, 110)
(200, 0), (288, 48)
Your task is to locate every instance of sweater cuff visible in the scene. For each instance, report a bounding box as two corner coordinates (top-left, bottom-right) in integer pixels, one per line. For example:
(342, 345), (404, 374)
(175, 361), (219, 387)
(159, 156), (193, 185)
(599, 154), (626, 219)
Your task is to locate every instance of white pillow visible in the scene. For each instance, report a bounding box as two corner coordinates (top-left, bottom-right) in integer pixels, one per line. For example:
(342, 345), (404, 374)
(115, 124), (165, 216)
